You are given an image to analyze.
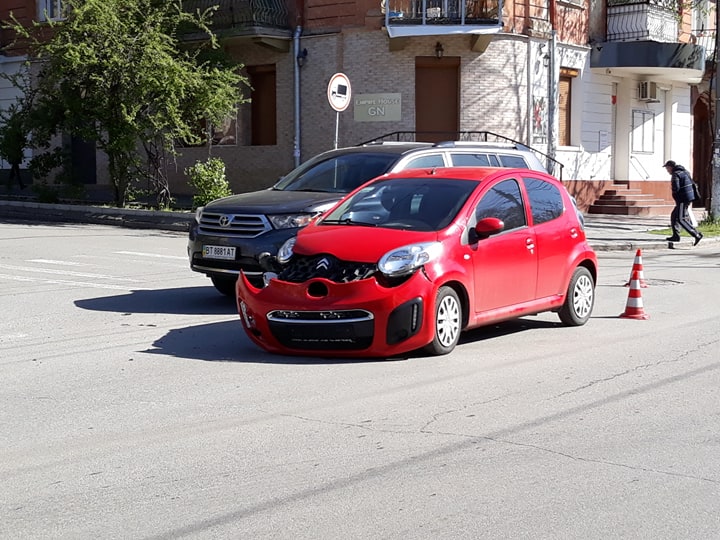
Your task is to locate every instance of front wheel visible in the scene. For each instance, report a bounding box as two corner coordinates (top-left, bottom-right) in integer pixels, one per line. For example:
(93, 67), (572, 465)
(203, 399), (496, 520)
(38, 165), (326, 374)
(558, 266), (595, 326)
(211, 276), (237, 297)
(423, 286), (462, 356)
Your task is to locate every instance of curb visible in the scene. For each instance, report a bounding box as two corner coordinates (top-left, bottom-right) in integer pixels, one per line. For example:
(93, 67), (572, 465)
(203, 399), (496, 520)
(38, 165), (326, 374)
(0, 200), (193, 232)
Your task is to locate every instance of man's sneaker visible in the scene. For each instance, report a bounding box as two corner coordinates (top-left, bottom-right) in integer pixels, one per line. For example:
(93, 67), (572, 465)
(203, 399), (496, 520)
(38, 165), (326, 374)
(694, 233), (703, 246)
(666, 236), (681, 242)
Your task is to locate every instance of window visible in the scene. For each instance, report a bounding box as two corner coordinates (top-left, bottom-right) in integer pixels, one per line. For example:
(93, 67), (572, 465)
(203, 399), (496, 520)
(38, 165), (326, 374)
(405, 154), (445, 168)
(475, 179), (526, 231)
(38, 0), (64, 21)
(631, 110), (655, 153)
(523, 177), (563, 225)
(558, 68), (578, 147)
(497, 154), (529, 168)
(211, 114), (237, 146)
(451, 153), (491, 166)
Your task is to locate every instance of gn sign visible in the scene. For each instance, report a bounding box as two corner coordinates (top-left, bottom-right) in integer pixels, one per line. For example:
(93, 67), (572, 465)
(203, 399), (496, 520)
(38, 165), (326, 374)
(354, 93), (402, 122)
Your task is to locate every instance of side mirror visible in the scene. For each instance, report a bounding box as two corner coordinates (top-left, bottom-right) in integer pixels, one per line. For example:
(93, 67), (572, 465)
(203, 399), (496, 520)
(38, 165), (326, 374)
(473, 217), (505, 240)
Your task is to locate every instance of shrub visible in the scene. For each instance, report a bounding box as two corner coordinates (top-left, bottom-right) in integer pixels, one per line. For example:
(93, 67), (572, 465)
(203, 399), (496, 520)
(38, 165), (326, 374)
(185, 157), (232, 209)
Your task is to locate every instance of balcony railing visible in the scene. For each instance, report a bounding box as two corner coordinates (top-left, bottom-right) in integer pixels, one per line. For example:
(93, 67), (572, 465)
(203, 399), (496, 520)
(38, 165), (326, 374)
(606, 0), (679, 42)
(182, 0), (289, 31)
(384, 0), (501, 32)
(691, 29), (716, 62)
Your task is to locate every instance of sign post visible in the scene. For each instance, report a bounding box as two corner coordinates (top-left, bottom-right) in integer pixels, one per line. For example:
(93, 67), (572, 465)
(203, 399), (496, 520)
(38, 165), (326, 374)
(327, 73), (351, 149)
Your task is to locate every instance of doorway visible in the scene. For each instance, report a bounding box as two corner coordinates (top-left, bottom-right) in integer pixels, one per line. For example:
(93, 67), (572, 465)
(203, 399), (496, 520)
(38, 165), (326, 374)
(415, 57), (460, 142)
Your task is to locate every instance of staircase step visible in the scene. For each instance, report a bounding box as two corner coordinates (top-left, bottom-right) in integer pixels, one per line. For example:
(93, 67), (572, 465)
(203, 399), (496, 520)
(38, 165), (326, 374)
(587, 204), (674, 217)
(593, 196), (667, 205)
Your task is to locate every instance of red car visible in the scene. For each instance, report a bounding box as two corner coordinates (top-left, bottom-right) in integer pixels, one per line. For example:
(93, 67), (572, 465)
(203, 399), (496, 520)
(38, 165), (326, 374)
(237, 167), (598, 358)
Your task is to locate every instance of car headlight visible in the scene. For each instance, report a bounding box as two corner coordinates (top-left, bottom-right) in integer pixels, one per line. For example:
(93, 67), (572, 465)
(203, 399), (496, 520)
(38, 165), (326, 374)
(277, 237), (296, 264)
(194, 206), (204, 224)
(268, 213), (315, 229)
(378, 242), (443, 277)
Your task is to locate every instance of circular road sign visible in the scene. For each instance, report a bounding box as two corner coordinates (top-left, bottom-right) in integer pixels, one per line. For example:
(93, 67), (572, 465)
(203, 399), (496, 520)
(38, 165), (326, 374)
(327, 73), (352, 112)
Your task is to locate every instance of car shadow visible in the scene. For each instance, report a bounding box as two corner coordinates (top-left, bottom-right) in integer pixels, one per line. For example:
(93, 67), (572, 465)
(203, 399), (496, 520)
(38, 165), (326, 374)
(74, 287), (237, 316)
(144, 320), (401, 365)
(148, 316), (564, 363)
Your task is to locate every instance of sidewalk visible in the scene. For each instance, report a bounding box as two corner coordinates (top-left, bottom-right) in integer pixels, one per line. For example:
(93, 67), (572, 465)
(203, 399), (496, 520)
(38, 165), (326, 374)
(0, 197), (713, 251)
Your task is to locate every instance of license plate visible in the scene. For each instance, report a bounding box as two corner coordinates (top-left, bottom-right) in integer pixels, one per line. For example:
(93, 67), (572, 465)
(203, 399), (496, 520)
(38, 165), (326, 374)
(203, 245), (236, 260)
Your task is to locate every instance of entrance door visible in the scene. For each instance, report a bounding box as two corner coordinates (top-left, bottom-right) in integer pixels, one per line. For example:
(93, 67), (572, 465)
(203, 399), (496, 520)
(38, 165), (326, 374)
(415, 57), (460, 142)
(70, 135), (97, 184)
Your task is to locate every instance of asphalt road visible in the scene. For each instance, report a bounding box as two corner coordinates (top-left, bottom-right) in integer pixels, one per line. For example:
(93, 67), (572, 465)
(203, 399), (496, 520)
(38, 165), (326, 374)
(1, 221), (719, 539)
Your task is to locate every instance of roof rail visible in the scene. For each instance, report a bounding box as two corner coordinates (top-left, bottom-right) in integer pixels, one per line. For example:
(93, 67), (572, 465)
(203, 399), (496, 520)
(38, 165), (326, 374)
(357, 131), (565, 180)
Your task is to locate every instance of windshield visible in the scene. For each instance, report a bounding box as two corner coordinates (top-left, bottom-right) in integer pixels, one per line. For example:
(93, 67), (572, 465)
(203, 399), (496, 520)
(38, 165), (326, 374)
(273, 152), (399, 193)
(322, 177), (477, 231)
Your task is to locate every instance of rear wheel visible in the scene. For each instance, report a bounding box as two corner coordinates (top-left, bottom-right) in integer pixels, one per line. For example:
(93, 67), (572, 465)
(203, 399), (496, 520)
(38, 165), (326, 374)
(211, 276), (237, 297)
(424, 286), (462, 356)
(558, 266), (594, 326)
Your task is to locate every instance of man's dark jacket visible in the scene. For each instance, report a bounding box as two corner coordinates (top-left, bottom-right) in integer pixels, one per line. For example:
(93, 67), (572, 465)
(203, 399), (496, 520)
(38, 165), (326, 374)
(669, 164), (695, 204)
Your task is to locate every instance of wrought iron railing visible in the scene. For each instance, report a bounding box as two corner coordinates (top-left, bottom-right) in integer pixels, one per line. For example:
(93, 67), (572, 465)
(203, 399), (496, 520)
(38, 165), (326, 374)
(691, 29), (716, 62)
(384, 0), (501, 26)
(358, 131), (564, 179)
(606, 0), (679, 42)
(182, 0), (289, 30)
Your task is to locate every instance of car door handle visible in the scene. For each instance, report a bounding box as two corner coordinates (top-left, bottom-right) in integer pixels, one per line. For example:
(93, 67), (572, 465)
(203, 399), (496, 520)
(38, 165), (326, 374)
(526, 238), (535, 251)
(569, 228), (578, 239)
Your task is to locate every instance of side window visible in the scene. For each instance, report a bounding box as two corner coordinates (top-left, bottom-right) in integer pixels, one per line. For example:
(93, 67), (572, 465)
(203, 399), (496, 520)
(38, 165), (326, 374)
(523, 177), (564, 225)
(488, 154), (501, 167)
(498, 154), (529, 169)
(404, 154), (445, 169)
(450, 153), (491, 166)
(475, 179), (526, 231)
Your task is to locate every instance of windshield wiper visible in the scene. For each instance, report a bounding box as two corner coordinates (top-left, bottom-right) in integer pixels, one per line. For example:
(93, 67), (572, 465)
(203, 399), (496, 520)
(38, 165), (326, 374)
(322, 218), (377, 226)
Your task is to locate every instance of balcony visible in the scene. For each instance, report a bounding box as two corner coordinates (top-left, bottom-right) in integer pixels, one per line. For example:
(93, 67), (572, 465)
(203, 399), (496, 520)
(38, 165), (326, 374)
(606, 0), (677, 42)
(384, 0), (503, 38)
(691, 29), (716, 63)
(181, 0), (290, 42)
(590, 0), (706, 84)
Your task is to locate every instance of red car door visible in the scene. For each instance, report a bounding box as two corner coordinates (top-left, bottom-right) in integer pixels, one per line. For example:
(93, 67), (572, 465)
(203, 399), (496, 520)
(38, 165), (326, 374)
(470, 178), (538, 313)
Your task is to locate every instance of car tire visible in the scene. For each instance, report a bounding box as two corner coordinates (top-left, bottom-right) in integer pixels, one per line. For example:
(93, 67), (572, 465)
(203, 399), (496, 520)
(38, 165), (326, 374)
(558, 266), (594, 326)
(211, 276), (237, 297)
(424, 286), (462, 356)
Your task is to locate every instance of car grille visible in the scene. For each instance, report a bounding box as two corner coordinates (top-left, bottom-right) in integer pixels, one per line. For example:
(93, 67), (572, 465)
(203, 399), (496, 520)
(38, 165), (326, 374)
(198, 212), (272, 238)
(268, 309), (374, 350)
(278, 255), (376, 283)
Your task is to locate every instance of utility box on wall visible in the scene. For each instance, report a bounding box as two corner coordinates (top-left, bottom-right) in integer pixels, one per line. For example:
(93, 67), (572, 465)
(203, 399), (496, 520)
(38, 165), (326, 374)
(638, 81), (658, 101)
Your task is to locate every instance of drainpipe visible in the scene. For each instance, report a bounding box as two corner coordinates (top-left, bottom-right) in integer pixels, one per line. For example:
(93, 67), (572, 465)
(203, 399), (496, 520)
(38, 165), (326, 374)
(293, 26), (302, 167)
(547, 0), (557, 173)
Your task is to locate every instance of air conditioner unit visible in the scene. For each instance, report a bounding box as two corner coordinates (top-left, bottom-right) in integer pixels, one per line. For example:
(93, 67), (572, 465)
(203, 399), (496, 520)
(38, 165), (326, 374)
(638, 81), (658, 101)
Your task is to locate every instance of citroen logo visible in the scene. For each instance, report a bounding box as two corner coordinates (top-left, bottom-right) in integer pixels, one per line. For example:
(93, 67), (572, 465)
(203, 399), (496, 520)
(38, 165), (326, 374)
(218, 215), (232, 228)
(316, 257), (331, 271)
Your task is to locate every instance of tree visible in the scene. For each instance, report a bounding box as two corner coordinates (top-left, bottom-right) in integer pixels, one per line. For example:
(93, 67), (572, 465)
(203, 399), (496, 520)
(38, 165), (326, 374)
(2, 0), (247, 207)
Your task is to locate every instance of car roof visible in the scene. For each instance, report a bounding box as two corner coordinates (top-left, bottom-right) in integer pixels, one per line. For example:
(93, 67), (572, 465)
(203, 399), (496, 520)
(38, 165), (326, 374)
(379, 166), (556, 183)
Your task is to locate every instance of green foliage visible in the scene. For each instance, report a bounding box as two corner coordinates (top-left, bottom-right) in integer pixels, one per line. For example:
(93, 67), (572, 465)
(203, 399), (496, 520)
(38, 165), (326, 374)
(1, 0), (248, 207)
(186, 157), (232, 209)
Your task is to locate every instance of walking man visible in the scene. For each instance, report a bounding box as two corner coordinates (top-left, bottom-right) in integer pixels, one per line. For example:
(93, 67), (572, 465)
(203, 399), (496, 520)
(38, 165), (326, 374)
(664, 160), (702, 246)
(0, 110), (27, 190)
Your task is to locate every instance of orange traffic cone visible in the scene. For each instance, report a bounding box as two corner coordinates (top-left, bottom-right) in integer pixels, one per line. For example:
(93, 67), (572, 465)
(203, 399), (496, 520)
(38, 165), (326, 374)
(624, 248), (648, 287)
(620, 270), (649, 320)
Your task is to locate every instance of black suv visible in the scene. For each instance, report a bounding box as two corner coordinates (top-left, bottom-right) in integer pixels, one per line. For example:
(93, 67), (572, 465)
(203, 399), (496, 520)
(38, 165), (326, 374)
(188, 140), (550, 295)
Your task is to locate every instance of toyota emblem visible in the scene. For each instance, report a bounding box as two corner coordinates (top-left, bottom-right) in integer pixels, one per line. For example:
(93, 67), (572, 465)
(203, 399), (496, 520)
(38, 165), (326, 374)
(218, 215), (232, 228)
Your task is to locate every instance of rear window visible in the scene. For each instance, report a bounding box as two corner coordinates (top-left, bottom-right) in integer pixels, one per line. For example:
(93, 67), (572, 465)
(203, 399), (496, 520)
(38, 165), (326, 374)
(497, 154), (529, 168)
(523, 177), (564, 224)
(275, 152), (399, 193)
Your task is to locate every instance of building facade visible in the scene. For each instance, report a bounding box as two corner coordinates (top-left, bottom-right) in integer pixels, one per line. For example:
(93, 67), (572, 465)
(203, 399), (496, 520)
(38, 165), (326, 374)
(1, 0), (715, 212)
